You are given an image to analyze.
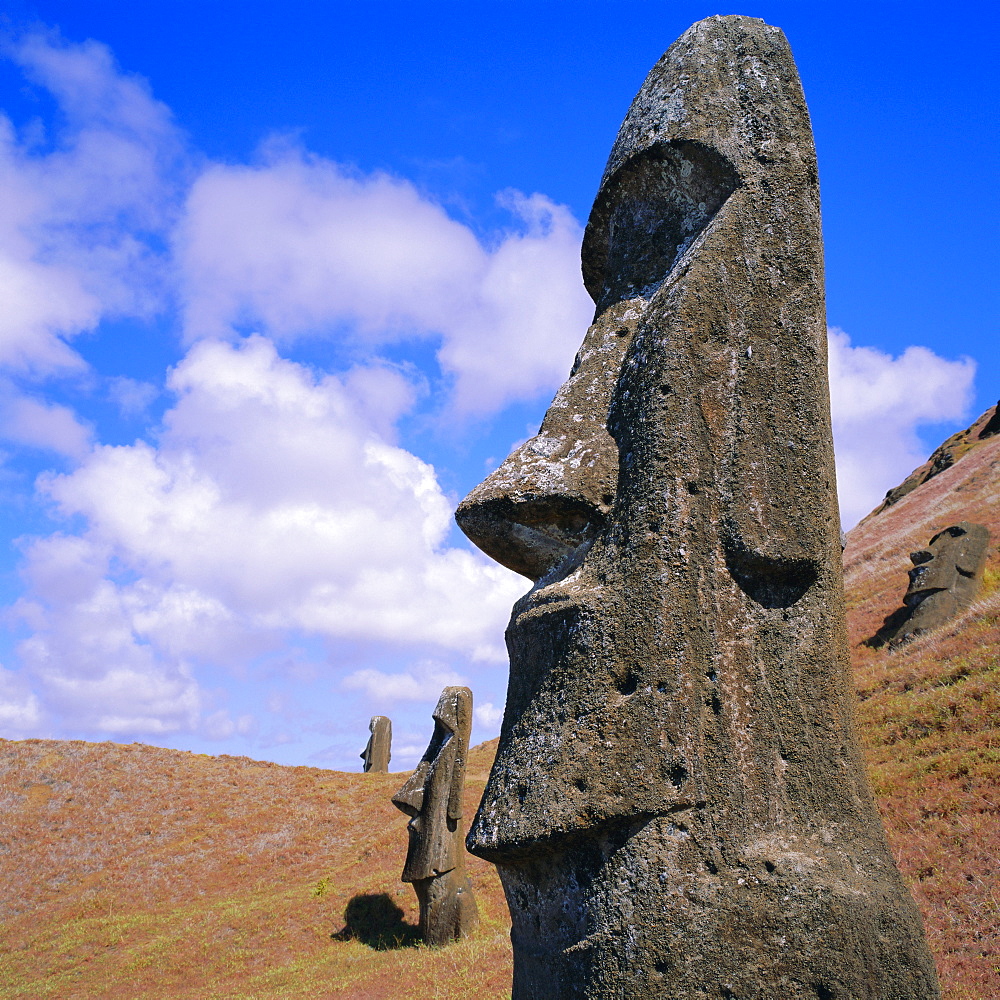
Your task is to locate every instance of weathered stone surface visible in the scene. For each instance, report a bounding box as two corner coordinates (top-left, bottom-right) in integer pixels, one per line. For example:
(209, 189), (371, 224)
(360, 715), (392, 773)
(392, 687), (479, 946)
(871, 522), (991, 648)
(457, 15), (940, 1000)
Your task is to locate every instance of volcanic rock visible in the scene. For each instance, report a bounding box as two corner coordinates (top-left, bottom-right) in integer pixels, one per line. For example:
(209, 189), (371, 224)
(457, 14), (940, 1000)
(360, 715), (392, 773)
(392, 687), (479, 946)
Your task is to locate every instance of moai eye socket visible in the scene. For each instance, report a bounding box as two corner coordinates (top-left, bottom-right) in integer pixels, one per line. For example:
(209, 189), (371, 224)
(583, 140), (740, 312)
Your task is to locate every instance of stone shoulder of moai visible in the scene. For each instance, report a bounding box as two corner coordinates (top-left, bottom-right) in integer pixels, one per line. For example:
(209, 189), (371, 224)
(456, 14), (940, 1000)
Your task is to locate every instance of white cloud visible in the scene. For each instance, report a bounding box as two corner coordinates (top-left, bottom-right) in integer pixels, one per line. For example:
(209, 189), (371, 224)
(14, 574), (203, 736)
(0, 26), (985, 760)
(0, 32), (183, 373)
(13, 335), (522, 736)
(0, 392), (92, 457)
(343, 660), (468, 702)
(107, 376), (158, 416)
(201, 709), (256, 740)
(175, 151), (592, 416)
(474, 700), (504, 730)
(829, 327), (976, 526)
(0, 666), (45, 734)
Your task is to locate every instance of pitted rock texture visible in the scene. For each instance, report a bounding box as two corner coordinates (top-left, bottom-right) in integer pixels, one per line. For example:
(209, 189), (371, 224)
(870, 522), (991, 648)
(360, 715), (392, 773)
(457, 15), (940, 1000)
(392, 687), (479, 946)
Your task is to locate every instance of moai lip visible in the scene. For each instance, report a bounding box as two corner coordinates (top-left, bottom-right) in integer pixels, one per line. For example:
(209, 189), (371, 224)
(457, 15), (941, 1000)
(873, 522), (990, 648)
(360, 715), (392, 773)
(392, 687), (479, 946)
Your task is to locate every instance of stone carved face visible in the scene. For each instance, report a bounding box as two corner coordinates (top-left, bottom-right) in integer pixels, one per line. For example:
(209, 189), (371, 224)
(457, 19), (837, 859)
(360, 714), (391, 772)
(392, 686), (472, 881)
(906, 522), (990, 605)
(454, 18), (940, 997)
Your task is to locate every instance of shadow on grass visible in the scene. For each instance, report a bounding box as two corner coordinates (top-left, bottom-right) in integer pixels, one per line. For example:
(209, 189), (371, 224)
(864, 603), (911, 648)
(332, 893), (421, 950)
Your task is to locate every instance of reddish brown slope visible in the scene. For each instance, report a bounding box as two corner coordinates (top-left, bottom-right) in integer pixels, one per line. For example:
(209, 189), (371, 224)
(0, 738), (510, 999)
(844, 405), (1000, 999)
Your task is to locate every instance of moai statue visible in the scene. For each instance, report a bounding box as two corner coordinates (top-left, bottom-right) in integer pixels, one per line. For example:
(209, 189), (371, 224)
(392, 687), (479, 946)
(875, 522), (990, 647)
(360, 715), (392, 773)
(456, 15), (940, 1000)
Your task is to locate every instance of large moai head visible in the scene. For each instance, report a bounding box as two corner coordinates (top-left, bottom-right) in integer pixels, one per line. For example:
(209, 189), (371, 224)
(392, 686), (473, 881)
(878, 521), (990, 647)
(392, 686), (479, 945)
(457, 15), (940, 1000)
(360, 715), (392, 773)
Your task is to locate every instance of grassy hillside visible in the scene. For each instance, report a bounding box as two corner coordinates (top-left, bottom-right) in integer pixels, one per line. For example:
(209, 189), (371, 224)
(0, 739), (511, 1000)
(1, 410), (998, 999)
(844, 416), (1000, 1000)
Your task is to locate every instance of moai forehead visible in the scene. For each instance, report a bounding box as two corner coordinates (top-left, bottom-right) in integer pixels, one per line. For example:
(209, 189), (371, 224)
(461, 14), (844, 854)
(392, 686), (472, 881)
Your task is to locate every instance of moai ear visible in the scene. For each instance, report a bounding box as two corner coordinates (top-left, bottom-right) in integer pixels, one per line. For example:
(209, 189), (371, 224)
(442, 687), (473, 823)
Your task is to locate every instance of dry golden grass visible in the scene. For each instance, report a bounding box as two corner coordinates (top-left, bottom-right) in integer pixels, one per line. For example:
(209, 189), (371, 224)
(0, 739), (511, 999)
(1, 425), (998, 998)
(845, 428), (1000, 999)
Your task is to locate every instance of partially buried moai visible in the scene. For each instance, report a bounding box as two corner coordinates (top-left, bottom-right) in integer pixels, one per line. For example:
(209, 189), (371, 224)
(392, 686), (479, 946)
(874, 522), (990, 648)
(456, 15), (940, 1000)
(360, 715), (392, 773)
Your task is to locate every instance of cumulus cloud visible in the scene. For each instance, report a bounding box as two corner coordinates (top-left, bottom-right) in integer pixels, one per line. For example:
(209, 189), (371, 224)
(0, 666), (45, 734)
(0, 392), (92, 457)
(474, 700), (504, 730)
(0, 32), (184, 372)
(176, 151), (593, 415)
(0, 26), (985, 759)
(107, 376), (159, 417)
(343, 660), (468, 702)
(828, 328), (976, 526)
(14, 336), (523, 737)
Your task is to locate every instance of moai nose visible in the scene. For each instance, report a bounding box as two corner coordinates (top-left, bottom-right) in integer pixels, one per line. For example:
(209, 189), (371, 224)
(457, 142), (740, 584)
(456, 290), (661, 583)
(454, 307), (630, 583)
(455, 454), (611, 583)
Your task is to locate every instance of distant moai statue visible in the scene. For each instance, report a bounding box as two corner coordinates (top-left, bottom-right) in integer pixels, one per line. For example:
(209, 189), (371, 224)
(392, 687), (479, 946)
(873, 522), (990, 647)
(456, 15), (940, 1000)
(360, 715), (392, 773)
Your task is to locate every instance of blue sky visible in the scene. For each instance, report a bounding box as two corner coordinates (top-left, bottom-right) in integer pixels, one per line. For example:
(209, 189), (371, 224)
(0, 1), (996, 769)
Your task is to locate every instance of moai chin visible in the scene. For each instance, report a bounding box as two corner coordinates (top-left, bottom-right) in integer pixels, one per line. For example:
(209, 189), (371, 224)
(392, 686), (479, 946)
(360, 715), (392, 773)
(877, 522), (990, 648)
(456, 15), (941, 1000)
